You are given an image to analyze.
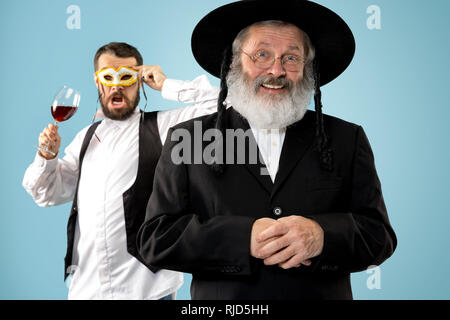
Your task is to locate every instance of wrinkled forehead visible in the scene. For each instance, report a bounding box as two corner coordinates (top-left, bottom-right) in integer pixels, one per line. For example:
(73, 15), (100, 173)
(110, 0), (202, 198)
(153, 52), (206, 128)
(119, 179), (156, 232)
(243, 24), (306, 52)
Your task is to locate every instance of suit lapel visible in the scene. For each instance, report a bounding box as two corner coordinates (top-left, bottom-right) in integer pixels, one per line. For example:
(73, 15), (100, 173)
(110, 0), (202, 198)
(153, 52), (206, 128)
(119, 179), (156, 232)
(271, 111), (316, 199)
(227, 108), (273, 194)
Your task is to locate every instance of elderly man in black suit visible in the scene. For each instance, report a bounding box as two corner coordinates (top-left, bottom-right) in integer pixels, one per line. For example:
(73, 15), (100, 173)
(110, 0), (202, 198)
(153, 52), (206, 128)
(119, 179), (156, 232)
(137, 0), (397, 299)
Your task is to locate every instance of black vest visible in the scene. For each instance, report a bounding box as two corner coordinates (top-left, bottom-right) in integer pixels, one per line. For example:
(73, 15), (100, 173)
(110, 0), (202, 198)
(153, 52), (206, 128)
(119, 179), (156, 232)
(64, 111), (162, 280)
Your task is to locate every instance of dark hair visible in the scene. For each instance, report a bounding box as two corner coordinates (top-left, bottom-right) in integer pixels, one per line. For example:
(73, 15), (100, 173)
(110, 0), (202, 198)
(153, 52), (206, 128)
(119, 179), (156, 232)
(313, 59), (333, 172)
(211, 45), (233, 175)
(94, 42), (143, 70)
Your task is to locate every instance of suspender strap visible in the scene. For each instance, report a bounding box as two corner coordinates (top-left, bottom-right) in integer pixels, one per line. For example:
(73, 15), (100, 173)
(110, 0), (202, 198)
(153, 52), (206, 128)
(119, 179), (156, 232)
(64, 121), (102, 280)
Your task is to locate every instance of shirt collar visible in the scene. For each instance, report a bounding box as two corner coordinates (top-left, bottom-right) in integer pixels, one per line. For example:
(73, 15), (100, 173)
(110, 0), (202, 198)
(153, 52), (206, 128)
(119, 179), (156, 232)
(249, 125), (287, 135)
(102, 107), (141, 129)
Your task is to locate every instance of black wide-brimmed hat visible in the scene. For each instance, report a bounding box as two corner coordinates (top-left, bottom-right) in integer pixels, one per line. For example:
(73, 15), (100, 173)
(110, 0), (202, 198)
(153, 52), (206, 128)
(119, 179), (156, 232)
(191, 0), (355, 86)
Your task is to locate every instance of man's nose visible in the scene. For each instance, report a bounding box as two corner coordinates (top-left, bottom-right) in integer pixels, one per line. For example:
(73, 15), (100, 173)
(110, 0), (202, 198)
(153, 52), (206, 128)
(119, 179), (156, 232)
(266, 57), (286, 78)
(110, 85), (124, 92)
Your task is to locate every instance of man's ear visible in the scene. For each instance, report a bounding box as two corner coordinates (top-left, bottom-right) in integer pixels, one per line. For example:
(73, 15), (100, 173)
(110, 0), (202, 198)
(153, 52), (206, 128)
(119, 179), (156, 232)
(94, 73), (99, 89)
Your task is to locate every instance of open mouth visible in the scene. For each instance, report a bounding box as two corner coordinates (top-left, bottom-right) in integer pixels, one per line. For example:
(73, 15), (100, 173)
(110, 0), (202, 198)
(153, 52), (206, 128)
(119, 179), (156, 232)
(256, 77), (291, 93)
(260, 83), (287, 94)
(261, 84), (285, 90)
(109, 95), (127, 108)
(112, 96), (124, 105)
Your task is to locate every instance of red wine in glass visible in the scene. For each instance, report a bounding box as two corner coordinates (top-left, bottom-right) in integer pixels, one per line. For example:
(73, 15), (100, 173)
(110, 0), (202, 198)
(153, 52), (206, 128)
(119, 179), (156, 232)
(50, 86), (80, 124)
(37, 86), (81, 156)
(51, 105), (78, 122)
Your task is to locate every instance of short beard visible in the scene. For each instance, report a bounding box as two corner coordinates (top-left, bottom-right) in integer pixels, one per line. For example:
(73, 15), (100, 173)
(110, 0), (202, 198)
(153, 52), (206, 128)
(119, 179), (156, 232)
(98, 88), (140, 121)
(226, 63), (315, 129)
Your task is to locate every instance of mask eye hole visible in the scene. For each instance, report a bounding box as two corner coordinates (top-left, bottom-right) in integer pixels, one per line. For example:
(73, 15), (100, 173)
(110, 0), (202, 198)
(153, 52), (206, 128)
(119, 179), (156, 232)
(120, 74), (132, 81)
(103, 74), (113, 81)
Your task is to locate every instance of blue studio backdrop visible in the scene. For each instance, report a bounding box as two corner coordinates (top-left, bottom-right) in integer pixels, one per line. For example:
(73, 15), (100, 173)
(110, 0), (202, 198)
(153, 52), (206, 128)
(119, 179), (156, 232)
(1, 0), (449, 299)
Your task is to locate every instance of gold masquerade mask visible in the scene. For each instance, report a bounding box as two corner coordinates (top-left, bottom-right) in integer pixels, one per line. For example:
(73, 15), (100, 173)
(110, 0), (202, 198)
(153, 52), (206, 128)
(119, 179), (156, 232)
(96, 66), (138, 87)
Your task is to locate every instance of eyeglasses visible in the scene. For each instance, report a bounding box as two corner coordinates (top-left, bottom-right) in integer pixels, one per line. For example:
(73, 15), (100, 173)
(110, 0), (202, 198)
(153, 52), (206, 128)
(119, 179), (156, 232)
(240, 49), (305, 72)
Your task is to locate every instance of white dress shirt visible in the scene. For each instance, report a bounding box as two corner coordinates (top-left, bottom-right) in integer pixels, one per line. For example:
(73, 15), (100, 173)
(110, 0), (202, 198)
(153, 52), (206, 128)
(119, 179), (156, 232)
(22, 75), (219, 300)
(250, 127), (287, 182)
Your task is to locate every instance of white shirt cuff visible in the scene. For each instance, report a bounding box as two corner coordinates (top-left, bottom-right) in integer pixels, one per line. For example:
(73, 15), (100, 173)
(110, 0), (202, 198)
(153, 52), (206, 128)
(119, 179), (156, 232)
(33, 151), (58, 171)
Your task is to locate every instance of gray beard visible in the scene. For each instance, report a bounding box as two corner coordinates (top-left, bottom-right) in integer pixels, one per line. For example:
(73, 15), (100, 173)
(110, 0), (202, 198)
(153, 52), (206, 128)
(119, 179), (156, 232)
(226, 68), (314, 129)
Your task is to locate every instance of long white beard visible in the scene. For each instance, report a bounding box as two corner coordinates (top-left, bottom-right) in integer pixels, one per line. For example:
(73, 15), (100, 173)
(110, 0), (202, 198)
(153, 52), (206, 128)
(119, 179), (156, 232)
(226, 68), (314, 129)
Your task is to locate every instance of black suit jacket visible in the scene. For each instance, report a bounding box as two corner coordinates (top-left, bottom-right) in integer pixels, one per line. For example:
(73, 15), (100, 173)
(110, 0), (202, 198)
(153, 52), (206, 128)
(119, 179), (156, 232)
(137, 108), (397, 299)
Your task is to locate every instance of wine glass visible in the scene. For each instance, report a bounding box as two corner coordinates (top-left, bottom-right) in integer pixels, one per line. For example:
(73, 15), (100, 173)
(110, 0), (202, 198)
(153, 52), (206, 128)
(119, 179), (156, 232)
(38, 86), (80, 156)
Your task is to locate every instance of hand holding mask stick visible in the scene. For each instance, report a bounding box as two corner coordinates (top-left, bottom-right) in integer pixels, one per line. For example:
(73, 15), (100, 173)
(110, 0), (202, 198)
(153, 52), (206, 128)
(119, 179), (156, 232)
(132, 65), (167, 91)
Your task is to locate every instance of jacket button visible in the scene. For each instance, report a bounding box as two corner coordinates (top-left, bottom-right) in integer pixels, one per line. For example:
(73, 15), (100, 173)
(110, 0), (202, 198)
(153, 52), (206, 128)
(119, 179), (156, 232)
(273, 207), (282, 216)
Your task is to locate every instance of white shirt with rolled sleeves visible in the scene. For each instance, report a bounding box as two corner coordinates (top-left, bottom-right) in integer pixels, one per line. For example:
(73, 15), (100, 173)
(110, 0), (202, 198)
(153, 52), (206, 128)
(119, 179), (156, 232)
(22, 75), (219, 300)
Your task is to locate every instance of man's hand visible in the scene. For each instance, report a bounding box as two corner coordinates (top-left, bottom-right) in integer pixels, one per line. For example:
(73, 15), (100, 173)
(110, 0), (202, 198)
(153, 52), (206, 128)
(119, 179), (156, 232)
(250, 218), (280, 258)
(133, 65), (167, 91)
(38, 123), (61, 160)
(256, 215), (324, 269)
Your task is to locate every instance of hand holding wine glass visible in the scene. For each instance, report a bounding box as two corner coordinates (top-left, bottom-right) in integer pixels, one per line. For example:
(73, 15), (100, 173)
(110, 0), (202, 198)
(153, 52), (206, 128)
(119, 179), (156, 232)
(37, 86), (80, 159)
(38, 124), (61, 159)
